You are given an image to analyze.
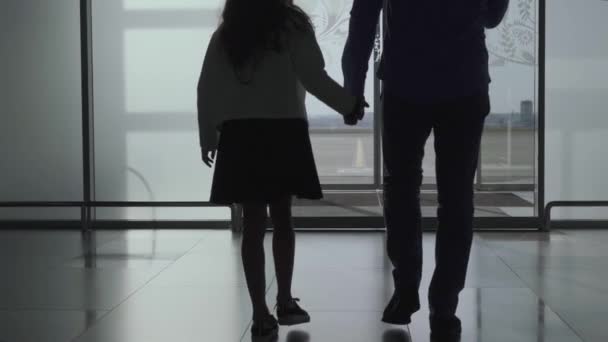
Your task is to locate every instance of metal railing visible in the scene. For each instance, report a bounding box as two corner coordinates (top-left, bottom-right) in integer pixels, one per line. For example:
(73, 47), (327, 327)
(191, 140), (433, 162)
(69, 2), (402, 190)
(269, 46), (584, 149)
(544, 201), (608, 230)
(0, 202), (240, 231)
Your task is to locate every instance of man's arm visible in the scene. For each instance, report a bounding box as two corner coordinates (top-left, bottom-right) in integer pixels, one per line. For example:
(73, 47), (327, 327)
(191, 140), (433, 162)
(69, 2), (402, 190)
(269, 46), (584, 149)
(484, 0), (510, 29)
(342, 0), (384, 98)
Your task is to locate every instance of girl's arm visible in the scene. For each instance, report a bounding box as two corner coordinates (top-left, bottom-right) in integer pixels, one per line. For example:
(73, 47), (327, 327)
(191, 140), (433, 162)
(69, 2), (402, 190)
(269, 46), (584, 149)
(197, 32), (221, 151)
(288, 27), (357, 116)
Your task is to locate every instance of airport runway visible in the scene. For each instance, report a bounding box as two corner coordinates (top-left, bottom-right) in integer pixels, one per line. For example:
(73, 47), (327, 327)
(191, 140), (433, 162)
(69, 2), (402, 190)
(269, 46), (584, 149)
(310, 128), (535, 185)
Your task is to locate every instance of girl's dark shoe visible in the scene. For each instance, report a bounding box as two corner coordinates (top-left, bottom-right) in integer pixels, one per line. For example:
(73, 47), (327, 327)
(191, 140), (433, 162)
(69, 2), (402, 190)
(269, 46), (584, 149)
(276, 298), (311, 326)
(251, 314), (279, 341)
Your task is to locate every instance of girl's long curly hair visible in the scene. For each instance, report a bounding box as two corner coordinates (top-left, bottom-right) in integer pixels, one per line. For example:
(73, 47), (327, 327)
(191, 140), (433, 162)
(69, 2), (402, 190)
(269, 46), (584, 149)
(219, 0), (313, 80)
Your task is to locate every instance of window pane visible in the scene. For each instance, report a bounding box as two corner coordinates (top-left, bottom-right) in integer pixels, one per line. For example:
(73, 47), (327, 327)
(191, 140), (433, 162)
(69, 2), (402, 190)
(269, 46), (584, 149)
(546, 0), (608, 220)
(123, 28), (215, 113)
(93, 0), (227, 220)
(0, 0), (82, 220)
(483, 0), (537, 186)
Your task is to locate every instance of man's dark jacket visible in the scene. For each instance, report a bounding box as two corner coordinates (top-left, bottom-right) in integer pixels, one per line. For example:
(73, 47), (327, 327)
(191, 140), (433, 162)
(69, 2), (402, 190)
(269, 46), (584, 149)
(342, 0), (510, 102)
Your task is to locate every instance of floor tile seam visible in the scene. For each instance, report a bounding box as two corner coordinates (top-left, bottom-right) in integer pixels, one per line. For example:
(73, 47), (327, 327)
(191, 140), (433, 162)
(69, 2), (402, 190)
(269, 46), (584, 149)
(69, 238), (207, 342)
(142, 281), (249, 288)
(76, 234), (207, 265)
(461, 285), (531, 289)
(284, 309), (385, 313)
(489, 251), (608, 262)
(0, 305), (115, 311)
(507, 268), (608, 295)
(479, 238), (587, 342)
(178, 237), (215, 256)
(294, 265), (389, 270)
(557, 230), (608, 247)
(502, 270), (588, 342)
(507, 264), (608, 271)
(0, 308), (109, 313)
(92, 233), (207, 251)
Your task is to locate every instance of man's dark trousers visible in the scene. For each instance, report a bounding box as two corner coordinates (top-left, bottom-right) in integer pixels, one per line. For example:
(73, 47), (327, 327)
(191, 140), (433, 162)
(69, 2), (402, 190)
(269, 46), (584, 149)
(382, 89), (490, 318)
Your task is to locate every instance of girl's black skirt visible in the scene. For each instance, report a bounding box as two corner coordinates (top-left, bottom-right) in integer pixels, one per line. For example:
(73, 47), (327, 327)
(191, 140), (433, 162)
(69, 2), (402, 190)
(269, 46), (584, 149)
(210, 118), (323, 205)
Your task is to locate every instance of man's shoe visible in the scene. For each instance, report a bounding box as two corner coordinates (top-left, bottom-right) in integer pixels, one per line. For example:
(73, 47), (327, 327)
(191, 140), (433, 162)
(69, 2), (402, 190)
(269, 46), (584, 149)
(251, 314), (279, 341)
(430, 314), (462, 342)
(381, 291), (419, 325)
(277, 298), (310, 326)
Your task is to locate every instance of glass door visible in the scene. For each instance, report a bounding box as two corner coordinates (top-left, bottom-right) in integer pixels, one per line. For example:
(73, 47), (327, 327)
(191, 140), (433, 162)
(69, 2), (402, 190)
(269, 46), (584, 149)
(296, 0), (540, 221)
(419, 0), (539, 219)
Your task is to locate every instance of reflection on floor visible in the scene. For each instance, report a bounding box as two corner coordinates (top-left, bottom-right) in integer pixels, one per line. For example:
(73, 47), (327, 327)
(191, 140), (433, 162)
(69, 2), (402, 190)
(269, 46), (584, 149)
(293, 191), (535, 217)
(2, 229), (606, 342)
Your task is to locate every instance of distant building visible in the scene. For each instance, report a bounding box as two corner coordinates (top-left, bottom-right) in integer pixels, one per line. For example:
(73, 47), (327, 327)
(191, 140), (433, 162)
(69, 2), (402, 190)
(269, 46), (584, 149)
(308, 99), (536, 130)
(521, 100), (534, 126)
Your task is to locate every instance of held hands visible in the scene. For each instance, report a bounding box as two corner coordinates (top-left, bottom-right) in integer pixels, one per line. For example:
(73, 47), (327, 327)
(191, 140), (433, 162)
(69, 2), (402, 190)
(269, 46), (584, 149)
(202, 97), (369, 166)
(344, 96), (369, 126)
(201, 149), (217, 168)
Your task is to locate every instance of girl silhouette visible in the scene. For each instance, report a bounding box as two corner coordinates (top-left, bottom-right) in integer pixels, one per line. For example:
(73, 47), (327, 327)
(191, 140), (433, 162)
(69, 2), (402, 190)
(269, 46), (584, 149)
(197, 0), (366, 340)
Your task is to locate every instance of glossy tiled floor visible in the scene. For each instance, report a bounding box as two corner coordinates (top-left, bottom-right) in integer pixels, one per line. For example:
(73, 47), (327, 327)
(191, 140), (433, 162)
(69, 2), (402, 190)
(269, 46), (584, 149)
(1, 229), (607, 342)
(292, 192), (534, 217)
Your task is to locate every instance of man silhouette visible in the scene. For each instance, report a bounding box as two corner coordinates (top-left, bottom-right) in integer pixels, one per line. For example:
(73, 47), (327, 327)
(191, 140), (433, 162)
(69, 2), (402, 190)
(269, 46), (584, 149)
(342, 0), (509, 340)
